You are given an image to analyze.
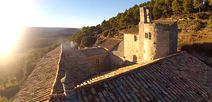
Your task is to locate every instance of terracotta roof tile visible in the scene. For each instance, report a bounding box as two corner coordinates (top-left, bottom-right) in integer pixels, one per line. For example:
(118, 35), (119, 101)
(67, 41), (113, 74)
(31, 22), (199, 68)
(72, 52), (212, 101)
(153, 20), (177, 25)
(81, 47), (107, 57)
(98, 39), (122, 51)
(12, 46), (62, 102)
(121, 27), (139, 34)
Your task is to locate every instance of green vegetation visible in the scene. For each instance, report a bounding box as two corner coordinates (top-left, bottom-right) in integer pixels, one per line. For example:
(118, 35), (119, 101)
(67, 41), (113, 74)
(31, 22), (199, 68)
(207, 15), (212, 28)
(69, 0), (212, 48)
(69, 3), (147, 47)
(0, 96), (10, 102)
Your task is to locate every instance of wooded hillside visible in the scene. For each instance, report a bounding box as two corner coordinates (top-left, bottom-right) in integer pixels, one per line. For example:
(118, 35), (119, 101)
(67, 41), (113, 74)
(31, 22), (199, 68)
(69, 0), (212, 48)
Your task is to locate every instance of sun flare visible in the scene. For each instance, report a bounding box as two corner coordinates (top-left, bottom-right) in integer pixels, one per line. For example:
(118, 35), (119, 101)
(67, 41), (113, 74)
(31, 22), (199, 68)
(0, 0), (37, 59)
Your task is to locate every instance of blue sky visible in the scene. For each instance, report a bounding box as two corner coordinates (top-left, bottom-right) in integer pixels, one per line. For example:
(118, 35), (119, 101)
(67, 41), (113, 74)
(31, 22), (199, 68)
(31, 0), (149, 28)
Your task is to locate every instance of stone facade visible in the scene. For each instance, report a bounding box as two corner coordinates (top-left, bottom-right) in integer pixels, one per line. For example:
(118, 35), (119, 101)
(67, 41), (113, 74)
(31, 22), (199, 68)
(124, 33), (140, 62)
(84, 53), (107, 72)
(124, 7), (178, 63)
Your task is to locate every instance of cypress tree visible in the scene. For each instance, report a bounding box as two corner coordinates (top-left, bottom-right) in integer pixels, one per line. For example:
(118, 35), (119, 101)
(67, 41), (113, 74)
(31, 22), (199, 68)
(153, 0), (162, 19)
(183, 0), (194, 13)
(172, 0), (181, 14)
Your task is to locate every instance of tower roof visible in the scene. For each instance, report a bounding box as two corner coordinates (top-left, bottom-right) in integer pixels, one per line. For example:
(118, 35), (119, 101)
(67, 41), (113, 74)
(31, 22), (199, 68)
(98, 38), (123, 51)
(121, 26), (139, 35)
(153, 20), (177, 25)
(81, 47), (107, 57)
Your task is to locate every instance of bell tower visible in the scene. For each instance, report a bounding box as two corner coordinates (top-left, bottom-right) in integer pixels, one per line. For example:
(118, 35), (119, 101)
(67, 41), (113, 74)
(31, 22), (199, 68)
(140, 7), (153, 24)
(138, 7), (154, 63)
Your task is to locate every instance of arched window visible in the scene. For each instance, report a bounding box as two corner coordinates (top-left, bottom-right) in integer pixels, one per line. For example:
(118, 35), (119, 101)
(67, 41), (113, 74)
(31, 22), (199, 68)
(145, 32), (152, 40)
(134, 35), (137, 41)
(133, 55), (137, 62)
(149, 32), (152, 40)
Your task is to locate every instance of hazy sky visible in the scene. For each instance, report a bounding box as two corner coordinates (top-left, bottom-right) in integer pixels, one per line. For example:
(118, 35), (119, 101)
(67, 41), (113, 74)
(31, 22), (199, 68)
(30, 0), (149, 28)
(1, 0), (149, 28)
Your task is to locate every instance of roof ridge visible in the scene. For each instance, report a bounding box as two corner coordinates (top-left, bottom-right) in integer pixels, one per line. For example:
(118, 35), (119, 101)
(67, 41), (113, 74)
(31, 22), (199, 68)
(75, 52), (186, 88)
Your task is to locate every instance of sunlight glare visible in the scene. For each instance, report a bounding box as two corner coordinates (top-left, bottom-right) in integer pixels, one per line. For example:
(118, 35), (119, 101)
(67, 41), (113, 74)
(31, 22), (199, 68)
(0, 0), (36, 59)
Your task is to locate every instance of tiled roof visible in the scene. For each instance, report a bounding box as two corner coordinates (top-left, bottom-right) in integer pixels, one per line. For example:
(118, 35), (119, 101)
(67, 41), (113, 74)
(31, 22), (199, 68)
(121, 27), (139, 34)
(81, 47), (108, 57)
(12, 46), (62, 102)
(73, 52), (212, 102)
(153, 20), (177, 25)
(98, 38), (123, 51)
(51, 44), (96, 95)
(111, 41), (124, 57)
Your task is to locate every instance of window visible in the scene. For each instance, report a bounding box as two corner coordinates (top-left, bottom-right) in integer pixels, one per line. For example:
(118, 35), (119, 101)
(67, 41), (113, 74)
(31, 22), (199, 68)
(134, 35), (137, 41)
(149, 32), (152, 40)
(145, 33), (148, 38)
(146, 9), (150, 23)
(145, 32), (152, 40)
(133, 55), (137, 62)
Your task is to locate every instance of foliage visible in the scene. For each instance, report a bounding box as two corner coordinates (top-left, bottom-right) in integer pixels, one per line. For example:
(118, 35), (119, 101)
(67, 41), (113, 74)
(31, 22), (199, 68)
(196, 12), (210, 19)
(153, 0), (163, 19)
(193, 0), (203, 12)
(183, 0), (194, 13)
(0, 43), (59, 99)
(209, 0), (212, 6)
(0, 96), (10, 102)
(69, 3), (146, 47)
(80, 36), (96, 47)
(207, 15), (212, 28)
(172, 0), (182, 14)
(0, 85), (20, 99)
(70, 0), (212, 48)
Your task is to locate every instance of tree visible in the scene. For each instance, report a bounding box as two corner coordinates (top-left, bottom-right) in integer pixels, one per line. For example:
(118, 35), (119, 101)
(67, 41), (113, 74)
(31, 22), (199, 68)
(153, 0), (163, 19)
(209, 0), (212, 6)
(172, 0), (181, 14)
(165, 0), (174, 14)
(183, 0), (194, 13)
(208, 0), (212, 10)
(193, 0), (203, 12)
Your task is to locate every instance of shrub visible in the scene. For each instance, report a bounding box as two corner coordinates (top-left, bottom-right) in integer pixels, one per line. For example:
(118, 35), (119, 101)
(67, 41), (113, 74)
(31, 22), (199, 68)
(188, 19), (205, 31)
(80, 36), (96, 47)
(0, 96), (10, 102)
(196, 12), (210, 19)
(207, 15), (212, 28)
(207, 21), (212, 28)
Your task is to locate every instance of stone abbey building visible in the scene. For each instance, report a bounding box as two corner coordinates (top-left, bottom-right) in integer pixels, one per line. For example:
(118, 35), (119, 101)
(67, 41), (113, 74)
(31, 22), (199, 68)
(124, 7), (178, 63)
(12, 7), (212, 102)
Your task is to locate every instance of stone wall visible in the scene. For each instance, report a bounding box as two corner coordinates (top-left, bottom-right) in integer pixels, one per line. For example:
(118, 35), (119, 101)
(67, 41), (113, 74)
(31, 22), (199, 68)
(143, 23), (156, 61)
(142, 23), (178, 61)
(85, 54), (107, 72)
(154, 23), (178, 59)
(50, 43), (96, 96)
(124, 34), (140, 63)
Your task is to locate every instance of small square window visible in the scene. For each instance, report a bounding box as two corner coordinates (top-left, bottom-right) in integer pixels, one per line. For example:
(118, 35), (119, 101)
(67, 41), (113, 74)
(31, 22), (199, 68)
(149, 32), (152, 40)
(134, 35), (137, 41)
(145, 33), (148, 38)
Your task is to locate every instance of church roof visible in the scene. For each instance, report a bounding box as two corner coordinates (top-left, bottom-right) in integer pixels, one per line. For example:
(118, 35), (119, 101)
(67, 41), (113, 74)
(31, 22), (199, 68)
(153, 20), (177, 25)
(81, 47), (108, 57)
(73, 52), (212, 102)
(98, 38), (123, 51)
(121, 27), (139, 34)
(12, 47), (62, 102)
